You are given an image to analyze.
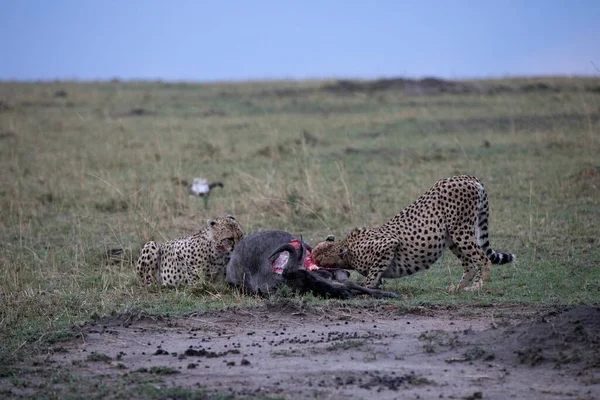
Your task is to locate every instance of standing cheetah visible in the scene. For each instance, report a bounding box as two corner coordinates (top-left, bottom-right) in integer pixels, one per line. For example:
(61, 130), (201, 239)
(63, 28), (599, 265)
(311, 175), (515, 291)
(136, 215), (244, 286)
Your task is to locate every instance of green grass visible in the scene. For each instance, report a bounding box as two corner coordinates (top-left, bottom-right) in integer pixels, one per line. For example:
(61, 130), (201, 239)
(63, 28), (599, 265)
(326, 340), (366, 351)
(137, 366), (180, 375)
(1, 77), (599, 370)
(86, 353), (112, 363)
(0, 364), (249, 399)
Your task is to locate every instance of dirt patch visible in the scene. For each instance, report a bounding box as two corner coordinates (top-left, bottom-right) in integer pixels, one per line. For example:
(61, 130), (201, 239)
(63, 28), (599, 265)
(53, 90), (68, 98)
(0, 100), (13, 112)
(0, 130), (17, 140)
(118, 107), (157, 117)
(3, 305), (599, 399)
(199, 108), (227, 117)
(255, 130), (322, 158)
(569, 166), (600, 198)
(573, 166), (600, 181)
(344, 146), (407, 158)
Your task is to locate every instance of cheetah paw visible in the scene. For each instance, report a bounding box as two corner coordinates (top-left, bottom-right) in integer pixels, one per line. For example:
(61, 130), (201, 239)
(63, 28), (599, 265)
(447, 284), (458, 293)
(464, 281), (483, 292)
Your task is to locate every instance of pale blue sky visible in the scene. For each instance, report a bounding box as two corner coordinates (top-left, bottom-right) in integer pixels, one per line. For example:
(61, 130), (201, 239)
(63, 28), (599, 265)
(1, 0), (599, 81)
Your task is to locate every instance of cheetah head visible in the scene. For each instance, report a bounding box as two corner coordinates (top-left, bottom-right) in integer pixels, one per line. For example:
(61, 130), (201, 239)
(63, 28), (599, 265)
(207, 215), (244, 254)
(311, 235), (348, 268)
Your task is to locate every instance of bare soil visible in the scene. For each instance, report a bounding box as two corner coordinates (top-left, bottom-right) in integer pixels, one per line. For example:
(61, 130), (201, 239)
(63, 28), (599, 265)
(4, 304), (600, 399)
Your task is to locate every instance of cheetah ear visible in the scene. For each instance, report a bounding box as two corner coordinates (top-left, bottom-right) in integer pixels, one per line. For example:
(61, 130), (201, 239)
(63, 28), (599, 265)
(207, 219), (217, 227)
(226, 214), (236, 220)
(326, 235), (335, 242)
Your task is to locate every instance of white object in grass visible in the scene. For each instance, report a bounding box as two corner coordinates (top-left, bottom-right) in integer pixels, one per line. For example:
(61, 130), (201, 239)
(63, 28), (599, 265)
(190, 178), (210, 196)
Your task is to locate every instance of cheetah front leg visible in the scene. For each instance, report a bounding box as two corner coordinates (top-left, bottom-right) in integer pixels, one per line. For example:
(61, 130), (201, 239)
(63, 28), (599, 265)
(360, 241), (400, 290)
(363, 266), (388, 289)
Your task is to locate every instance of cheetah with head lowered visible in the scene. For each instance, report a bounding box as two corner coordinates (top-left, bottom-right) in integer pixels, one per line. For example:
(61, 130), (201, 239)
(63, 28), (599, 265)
(136, 215), (244, 286)
(311, 175), (515, 292)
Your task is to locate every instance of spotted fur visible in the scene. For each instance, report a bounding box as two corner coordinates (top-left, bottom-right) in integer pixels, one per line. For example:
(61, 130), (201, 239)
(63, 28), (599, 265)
(136, 215), (244, 286)
(311, 175), (515, 292)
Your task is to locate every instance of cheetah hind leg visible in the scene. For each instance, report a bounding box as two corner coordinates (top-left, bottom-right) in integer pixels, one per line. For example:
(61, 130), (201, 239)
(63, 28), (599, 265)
(136, 241), (159, 285)
(450, 263), (487, 293)
(463, 258), (491, 292)
(447, 243), (489, 293)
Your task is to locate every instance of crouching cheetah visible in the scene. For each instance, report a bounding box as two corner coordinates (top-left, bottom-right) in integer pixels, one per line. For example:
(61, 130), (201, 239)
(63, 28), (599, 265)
(311, 175), (515, 292)
(136, 215), (244, 286)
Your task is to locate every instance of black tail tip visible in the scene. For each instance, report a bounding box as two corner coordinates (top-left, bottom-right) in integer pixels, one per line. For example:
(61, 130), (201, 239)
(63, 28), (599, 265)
(209, 182), (224, 190)
(490, 252), (516, 265)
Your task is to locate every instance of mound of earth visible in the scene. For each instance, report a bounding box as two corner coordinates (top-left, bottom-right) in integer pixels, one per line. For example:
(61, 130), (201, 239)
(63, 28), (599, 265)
(460, 306), (600, 369)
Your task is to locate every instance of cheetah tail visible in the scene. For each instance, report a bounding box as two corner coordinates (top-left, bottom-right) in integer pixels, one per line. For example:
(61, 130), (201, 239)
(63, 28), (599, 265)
(476, 182), (516, 265)
(487, 250), (516, 265)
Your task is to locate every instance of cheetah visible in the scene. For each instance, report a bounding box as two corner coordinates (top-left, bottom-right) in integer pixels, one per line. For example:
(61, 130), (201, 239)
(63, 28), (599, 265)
(311, 175), (515, 292)
(136, 215), (244, 287)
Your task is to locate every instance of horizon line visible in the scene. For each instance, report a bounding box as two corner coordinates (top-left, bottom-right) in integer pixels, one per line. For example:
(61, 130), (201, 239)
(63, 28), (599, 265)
(1, 73), (598, 85)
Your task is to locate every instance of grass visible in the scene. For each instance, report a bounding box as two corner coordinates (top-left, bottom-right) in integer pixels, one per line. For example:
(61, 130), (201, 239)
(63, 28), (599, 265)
(137, 366), (180, 375)
(1, 76), (599, 374)
(86, 353), (112, 363)
(326, 340), (366, 351)
(0, 364), (248, 399)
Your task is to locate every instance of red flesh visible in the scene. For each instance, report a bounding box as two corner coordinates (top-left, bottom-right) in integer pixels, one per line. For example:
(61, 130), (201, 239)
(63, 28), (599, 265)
(272, 238), (323, 274)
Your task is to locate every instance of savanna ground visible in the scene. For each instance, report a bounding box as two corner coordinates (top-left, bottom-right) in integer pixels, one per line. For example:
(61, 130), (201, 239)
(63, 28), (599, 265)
(0, 77), (599, 399)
